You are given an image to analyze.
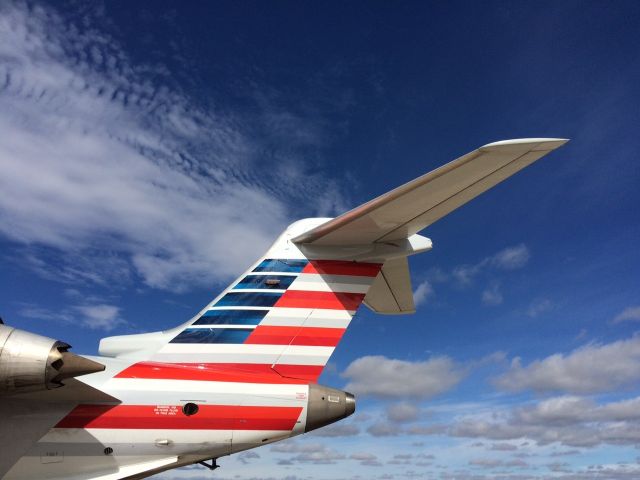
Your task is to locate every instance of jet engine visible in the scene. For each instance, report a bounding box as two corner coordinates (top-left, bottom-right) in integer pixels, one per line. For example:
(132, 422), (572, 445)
(305, 384), (356, 432)
(0, 323), (105, 395)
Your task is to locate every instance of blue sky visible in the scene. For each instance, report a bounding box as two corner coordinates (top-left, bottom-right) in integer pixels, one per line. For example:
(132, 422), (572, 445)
(1, 1), (640, 479)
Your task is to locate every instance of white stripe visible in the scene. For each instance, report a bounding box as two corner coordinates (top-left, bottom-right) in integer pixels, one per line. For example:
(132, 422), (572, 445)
(152, 352), (332, 366)
(109, 378), (306, 395)
(243, 271), (299, 277)
(41, 429), (292, 444)
(186, 325), (257, 329)
(261, 307), (353, 328)
(102, 390), (306, 407)
(206, 306), (271, 311)
(159, 344), (333, 356)
(229, 288), (286, 293)
(289, 274), (373, 293)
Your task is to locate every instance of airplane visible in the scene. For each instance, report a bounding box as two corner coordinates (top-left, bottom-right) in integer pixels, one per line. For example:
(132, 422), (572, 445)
(0, 138), (567, 479)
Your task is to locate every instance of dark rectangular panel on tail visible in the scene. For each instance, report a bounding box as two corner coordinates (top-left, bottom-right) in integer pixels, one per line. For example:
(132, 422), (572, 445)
(253, 259), (308, 273)
(170, 328), (253, 344)
(216, 292), (282, 307)
(193, 310), (268, 325)
(234, 275), (296, 290)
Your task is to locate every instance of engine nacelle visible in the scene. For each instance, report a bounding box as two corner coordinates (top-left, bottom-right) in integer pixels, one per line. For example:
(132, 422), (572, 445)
(305, 384), (356, 433)
(0, 324), (104, 395)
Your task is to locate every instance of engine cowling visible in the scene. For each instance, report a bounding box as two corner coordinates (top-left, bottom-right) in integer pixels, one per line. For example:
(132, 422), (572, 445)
(0, 324), (105, 395)
(305, 384), (356, 433)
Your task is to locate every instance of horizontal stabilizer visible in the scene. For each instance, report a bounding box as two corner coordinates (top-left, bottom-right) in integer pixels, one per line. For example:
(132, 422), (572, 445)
(293, 138), (568, 245)
(364, 257), (415, 314)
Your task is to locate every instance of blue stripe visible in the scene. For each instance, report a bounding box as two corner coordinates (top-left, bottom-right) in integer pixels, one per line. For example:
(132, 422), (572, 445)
(193, 309), (267, 325)
(234, 275), (296, 290)
(170, 328), (253, 344)
(253, 259), (308, 273)
(215, 291), (282, 307)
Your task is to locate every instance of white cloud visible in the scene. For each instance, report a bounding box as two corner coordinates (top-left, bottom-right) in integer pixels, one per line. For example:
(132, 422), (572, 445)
(309, 423), (359, 437)
(452, 264), (482, 286)
(447, 394), (640, 448)
(490, 244), (530, 270)
(451, 244), (530, 287)
(237, 450), (260, 465)
(366, 421), (402, 437)
(0, 2), (346, 292)
(386, 402), (420, 423)
(72, 304), (125, 331)
(19, 302), (125, 331)
(481, 283), (503, 306)
(271, 441), (345, 464)
(612, 306), (640, 324)
(343, 355), (467, 399)
(349, 452), (382, 466)
(488, 442), (518, 451)
(527, 298), (554, 317)
(494, 336), (640, 394)
(413, 280), (433, 307)
(515, 395), (640, 424)
(469, 458), (528, 469)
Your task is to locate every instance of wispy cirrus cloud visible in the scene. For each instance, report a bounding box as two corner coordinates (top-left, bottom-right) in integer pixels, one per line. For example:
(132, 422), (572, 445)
(413, 244), (531, 308)
(452, 244), (531, 286)
(0, 2), (347, 292)
(19, 303), (126, 331)
(611, 305), (640, 324)
(481, 282), (503, 306)
(342, 355), (467, 399)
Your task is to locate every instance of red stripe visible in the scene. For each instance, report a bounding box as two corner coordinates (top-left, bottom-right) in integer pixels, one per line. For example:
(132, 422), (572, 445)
(245, 325), (345, 347)
(303, 260), (381, 277)
(272, 364), (323, 380)
(115, 362), (321, 383)
(55, 404), (302, 431)
(275, 290), (366, 310)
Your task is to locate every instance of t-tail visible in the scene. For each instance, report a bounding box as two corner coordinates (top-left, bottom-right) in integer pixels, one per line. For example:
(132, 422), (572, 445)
(102, 220), (426, 384)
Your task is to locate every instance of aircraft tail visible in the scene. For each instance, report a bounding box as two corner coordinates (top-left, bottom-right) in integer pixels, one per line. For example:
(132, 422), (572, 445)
(101, 222), (389, 382)
(100, 138), (567, 383)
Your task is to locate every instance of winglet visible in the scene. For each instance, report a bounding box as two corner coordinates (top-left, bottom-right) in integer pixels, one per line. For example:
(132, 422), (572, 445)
(481, 138), (569, 151)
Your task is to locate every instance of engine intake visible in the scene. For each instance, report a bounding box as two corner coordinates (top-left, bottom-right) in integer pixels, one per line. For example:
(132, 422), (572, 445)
(0, 324), (105, 395)
(305, 384), (356, 433)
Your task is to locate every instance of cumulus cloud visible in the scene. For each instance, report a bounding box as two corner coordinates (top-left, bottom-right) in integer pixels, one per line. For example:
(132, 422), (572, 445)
(271, 441), (345, 464)
(309, 423), (359, 437)
(349, 452), (382, 466)
(494, 336), (640, 394)
(343, 355), (467, 399)
(447, 394), (640, 448)
(469, 458), (528, 469)
(386, 402), (421, 423)
(0, 2), (346, 292)
(367, 421), (402, 437)
(413, 280), (433, 307)
(488, 442), (518, 451)
(611, 306), (640, 324)
(237, 450), (260, 465)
